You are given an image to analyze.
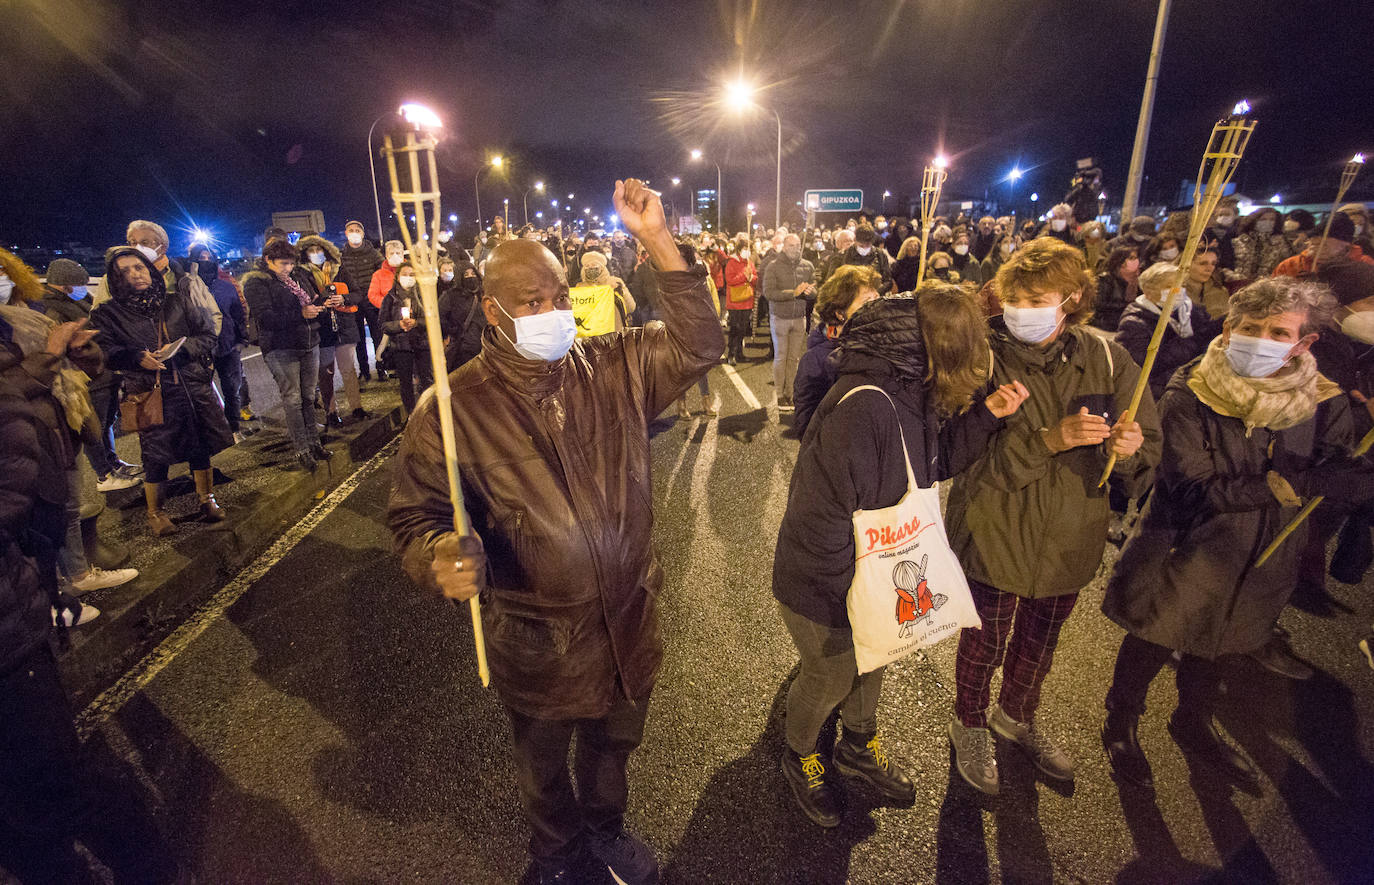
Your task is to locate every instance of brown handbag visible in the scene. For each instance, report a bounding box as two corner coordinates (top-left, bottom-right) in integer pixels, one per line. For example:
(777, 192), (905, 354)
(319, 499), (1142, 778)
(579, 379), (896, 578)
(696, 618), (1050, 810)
(120, 318), (168, 432)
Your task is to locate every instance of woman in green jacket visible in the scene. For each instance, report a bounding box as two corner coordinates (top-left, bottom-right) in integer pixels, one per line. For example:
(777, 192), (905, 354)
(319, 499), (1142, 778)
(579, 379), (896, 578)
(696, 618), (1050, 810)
(944, 238), (1163, 795)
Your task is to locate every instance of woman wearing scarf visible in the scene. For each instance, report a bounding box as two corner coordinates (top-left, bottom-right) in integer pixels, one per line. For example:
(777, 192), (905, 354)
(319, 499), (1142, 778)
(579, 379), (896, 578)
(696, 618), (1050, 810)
(1115, 262), (1222, 402)
(1091, 246), (1142, 333)
(242, 239), (328, 471)
(379, 262), (434, 415)
(1102, 277), (1374, 791)
(91, 248), (233, 535)
(772, 286), (1028, 827)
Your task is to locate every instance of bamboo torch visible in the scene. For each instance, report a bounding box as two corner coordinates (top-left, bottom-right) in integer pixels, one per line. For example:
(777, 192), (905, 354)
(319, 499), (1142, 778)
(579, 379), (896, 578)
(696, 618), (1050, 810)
(1253, 425), (1374, 568)
(381, 104), (490, 687)
(914, 156), (949, 289)
(1098, 100), (1256, 487)
(1309, 153), (1365, 274)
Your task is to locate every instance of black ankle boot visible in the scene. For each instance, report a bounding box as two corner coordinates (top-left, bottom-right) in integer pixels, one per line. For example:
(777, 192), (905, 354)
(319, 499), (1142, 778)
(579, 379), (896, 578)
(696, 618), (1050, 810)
(779, 747), (841, 828)
(1102, 710), (1153, 788)
(1168, 711), (1259, 786)
(833, 732), (915, 803)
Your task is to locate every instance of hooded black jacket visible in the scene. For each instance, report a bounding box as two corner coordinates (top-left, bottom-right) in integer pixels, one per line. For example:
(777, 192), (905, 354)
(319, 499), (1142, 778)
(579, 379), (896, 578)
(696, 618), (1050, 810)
(772, 296), (1003, 626)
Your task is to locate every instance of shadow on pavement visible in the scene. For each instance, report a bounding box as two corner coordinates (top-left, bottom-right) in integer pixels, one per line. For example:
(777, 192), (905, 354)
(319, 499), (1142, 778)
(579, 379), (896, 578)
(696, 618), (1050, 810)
(110, 692), (331, 881)
(664, 667), (875, 884)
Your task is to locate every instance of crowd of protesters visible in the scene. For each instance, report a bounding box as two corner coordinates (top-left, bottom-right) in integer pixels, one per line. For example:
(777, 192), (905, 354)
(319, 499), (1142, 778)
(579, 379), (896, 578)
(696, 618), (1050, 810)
(3, 173), (1373, 884)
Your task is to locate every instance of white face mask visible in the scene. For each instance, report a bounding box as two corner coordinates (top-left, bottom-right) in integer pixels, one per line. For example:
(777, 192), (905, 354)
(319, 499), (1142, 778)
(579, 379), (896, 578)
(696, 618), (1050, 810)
(813, 240), (823, 251)
(1340, 311), (1374, 345)
(1225, 334), (1294, 378)
(398, 275), (416, 289)
(441, 271), (455, 282)
(135, 244), (160, 262)
(856, 245), (872, 256)
(494, 298), (577, 362)
(1000, 243), (1015, 256)
(1051, 219), (1068, 232)
(1088, 229), (1102, 239)
(438, 231), (452, 243)
(1355, 223), (1365, 236)
(1159, 246), (1180, 261)
(308, 251), (326, 266)
(346, 232), (364, 246)
(739, 250), (750, 261)
(1255, 220), (1275, 235)
(1215, 214), (1236, 228)
(68, 285), (88, 300)
(953, 244), (969, 255)
(387, 253), (403, 267)
(1002, 298), (1067, 344)
(0, 276), (12, 304)
(1284, 220), (1299, 233)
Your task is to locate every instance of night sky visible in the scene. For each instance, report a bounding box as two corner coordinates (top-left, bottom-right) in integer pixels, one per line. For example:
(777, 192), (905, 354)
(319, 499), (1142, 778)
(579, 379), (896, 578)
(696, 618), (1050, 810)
(2, 0), (1369, 252)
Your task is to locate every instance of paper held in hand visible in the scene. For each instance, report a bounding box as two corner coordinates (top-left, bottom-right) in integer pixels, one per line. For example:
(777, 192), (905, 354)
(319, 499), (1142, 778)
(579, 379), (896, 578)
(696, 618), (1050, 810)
(153, 337), (185, 363)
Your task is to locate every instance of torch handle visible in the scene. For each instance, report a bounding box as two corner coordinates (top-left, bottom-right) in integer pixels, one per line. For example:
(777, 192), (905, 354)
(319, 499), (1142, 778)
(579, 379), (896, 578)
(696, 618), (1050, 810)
(1097, 286), (1180, 486)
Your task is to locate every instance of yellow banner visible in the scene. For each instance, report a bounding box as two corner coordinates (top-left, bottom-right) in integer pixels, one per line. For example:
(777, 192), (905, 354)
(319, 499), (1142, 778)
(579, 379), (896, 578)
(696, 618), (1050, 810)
(569, 284), (618, 337)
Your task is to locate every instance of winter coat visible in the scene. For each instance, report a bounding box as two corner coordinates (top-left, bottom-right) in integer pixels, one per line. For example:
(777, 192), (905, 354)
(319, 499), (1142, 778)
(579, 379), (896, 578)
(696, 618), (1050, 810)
(838, 245), (894, 293)
(90, 249), (232, 467)
(723, 257), (757, 311)
(628, 260), (660, 322)
(339, 241), (383, 307)
(1231, 231), (1294, 280)
(1275, 244), (1374, 278)
(762, 254), (816, 321)
(388, 266), (724, 719)
(379, 285), (430, 353)
(208, 277), (247, 356)
(0, 370), (54, 676)
(1103, 360), (1371, 658)
(298, 235), (362, 348)
(891, 256), (921, 293)
(610, 241), (638, 282)
(437, 276), (487, 369)
(241, 267), (321, 353)
(1184, 275), (1231, 322)
(1115, 299), (1221, 400)
(39, 285), (93, 325)
(773, 299), (1003, 627)
(950, 251), (981, 286)
(1091, 271), (1137, 333)
(368, 262), (397, 310)
(946, 323), (1163, 598)
(793, 323), (841, 435)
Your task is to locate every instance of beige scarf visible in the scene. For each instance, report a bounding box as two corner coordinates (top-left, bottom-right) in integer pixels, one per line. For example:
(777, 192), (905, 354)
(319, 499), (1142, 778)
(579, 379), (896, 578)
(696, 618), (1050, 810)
(1187, 336), (1340, 436)
(0, 304), (96, 433)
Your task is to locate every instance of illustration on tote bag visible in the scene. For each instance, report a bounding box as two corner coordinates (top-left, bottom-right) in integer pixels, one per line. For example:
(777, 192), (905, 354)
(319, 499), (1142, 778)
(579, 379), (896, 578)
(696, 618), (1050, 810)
(892, 555), (948, 638)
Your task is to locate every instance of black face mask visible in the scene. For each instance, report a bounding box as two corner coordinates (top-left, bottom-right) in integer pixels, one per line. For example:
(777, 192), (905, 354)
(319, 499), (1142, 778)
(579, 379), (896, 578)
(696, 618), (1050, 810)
(462, 275), (481, 292)
(195, 259), (218, 283)
(932, 267), (951, 280)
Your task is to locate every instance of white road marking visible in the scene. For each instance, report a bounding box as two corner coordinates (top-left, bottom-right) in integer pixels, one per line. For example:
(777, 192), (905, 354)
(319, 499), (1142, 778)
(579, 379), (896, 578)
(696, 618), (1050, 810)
(241, 350), (261, 361)
(75, 437), (401, 739)
(720, 362), (763, 411)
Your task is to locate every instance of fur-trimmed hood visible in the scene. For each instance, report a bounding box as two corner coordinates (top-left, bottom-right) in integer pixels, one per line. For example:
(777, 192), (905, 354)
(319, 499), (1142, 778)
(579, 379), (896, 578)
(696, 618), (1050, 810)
(296, 235), (342, 265)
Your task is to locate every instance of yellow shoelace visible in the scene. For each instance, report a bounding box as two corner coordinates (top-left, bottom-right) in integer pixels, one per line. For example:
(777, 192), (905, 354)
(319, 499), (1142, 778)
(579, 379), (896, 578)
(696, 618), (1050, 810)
(800, 752), (826, 789)
(867, 737), (890, 771)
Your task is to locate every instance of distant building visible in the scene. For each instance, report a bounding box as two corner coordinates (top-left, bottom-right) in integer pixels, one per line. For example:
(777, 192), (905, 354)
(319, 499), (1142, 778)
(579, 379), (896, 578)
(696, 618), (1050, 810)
(695, 188), (718, 228)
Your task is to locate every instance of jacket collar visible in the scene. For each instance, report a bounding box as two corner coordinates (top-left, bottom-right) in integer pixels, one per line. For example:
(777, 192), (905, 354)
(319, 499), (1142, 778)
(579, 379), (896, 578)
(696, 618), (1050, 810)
(477, 326), (571, 400)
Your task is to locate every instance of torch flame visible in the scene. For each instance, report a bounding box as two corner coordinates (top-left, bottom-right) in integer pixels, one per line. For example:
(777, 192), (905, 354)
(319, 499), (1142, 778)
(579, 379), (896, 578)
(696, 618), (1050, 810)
(398, 103), (442, 130)
(1232, 100), (1251, 116)
(1353, 153), (1367, 165)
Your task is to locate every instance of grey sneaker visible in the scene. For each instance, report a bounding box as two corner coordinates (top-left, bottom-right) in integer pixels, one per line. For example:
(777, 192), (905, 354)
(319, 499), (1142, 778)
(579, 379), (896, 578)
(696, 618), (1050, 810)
(989, 704), (1075, 782)
(948, 718), (999, 795)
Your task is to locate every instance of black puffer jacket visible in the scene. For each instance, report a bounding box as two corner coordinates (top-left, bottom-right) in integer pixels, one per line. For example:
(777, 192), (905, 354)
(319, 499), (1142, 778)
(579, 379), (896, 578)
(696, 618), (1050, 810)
(773, 297), (1003, 626)
(437, 267), (487, 369)
(339, 240), (383, 302)
(0, 357), (60, 675)
(241, 265), (320, 353)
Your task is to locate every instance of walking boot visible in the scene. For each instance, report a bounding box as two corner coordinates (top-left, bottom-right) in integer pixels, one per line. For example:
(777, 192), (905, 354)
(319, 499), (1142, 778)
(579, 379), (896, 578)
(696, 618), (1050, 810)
(194, 469), (225, 522)
(1168, 711), (1259, 787)
(948, 718), (999, 795)
(779, 746), (841, 828)
(989, 704), (1075, 782)
(80, 514), (129, 569)
(833, 731), (915, 803)
(1102, 709), (1153, 788)
(144, 482), (177, 537)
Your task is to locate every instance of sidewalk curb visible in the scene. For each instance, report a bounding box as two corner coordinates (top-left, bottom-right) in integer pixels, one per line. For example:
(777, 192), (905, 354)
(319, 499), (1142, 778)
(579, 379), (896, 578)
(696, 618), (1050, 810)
(59, 407), (405, 707)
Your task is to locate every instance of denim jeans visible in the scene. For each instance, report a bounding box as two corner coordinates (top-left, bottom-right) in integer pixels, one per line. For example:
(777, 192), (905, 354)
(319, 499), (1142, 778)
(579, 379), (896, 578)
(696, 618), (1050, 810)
(263, 347), (320, 454)
(213, 350), (243, 433)
(779, 602), (884, 755)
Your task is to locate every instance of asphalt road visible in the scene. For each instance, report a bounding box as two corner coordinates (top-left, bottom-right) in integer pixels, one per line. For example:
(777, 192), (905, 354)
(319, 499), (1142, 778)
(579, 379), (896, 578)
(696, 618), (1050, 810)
(74, 338), (1374, 884)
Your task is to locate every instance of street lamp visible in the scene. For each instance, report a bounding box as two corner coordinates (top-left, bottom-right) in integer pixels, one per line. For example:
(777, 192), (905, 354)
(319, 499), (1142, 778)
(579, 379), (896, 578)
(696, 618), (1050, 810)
(503, 197), (509, 230)
(523, 180), (545, 226)
(690, 148), (723, 232)
(724, 79), (783, 229)
(475, 154), (503, 227)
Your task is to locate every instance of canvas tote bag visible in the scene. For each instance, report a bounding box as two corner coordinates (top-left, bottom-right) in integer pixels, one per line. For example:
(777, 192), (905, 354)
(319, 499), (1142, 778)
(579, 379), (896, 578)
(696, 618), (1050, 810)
(839, 385), (981, 673)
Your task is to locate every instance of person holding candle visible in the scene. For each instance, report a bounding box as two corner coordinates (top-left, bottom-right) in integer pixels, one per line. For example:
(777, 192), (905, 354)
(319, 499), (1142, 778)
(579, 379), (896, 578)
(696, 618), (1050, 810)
(379, 262), (433, 416)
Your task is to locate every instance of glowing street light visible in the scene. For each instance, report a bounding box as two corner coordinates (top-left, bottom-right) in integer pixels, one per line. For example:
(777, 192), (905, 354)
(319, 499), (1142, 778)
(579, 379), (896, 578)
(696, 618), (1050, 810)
(723, 77), (783, 228)
(690, 148), (723, 231)
(1030, 192), (1039, 202)
(671, 177), (681, 186)
(523, 180), (546, 226)
(476, 153), (506, 225)
(1269, 193), (1282, 203)
(1008, 167), (1023, 181)
(190, 227), (213, 245)
(448, 213), (458, 223)
(583, 207), (591, 215)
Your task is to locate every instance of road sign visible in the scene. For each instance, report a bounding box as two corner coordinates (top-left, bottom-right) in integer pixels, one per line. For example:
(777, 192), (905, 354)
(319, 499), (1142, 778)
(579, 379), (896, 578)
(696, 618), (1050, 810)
(804, 189), (864, 213)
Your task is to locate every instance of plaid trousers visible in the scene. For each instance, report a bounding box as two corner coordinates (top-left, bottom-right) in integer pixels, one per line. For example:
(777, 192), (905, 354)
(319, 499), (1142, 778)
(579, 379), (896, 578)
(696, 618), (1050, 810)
(954, 580), (1079, 728)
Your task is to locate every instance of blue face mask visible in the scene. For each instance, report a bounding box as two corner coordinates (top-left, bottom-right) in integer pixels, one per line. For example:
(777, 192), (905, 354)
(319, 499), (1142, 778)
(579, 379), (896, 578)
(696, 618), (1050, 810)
(1225, 334), (1295, 378)
(1002, 299), (1067, 344)
(68, 285), (88, 301)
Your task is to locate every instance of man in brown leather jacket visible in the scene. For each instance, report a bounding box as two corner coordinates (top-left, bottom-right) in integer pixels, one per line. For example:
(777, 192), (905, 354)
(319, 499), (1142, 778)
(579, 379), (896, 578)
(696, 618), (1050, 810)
(388, 179), (722, 885)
